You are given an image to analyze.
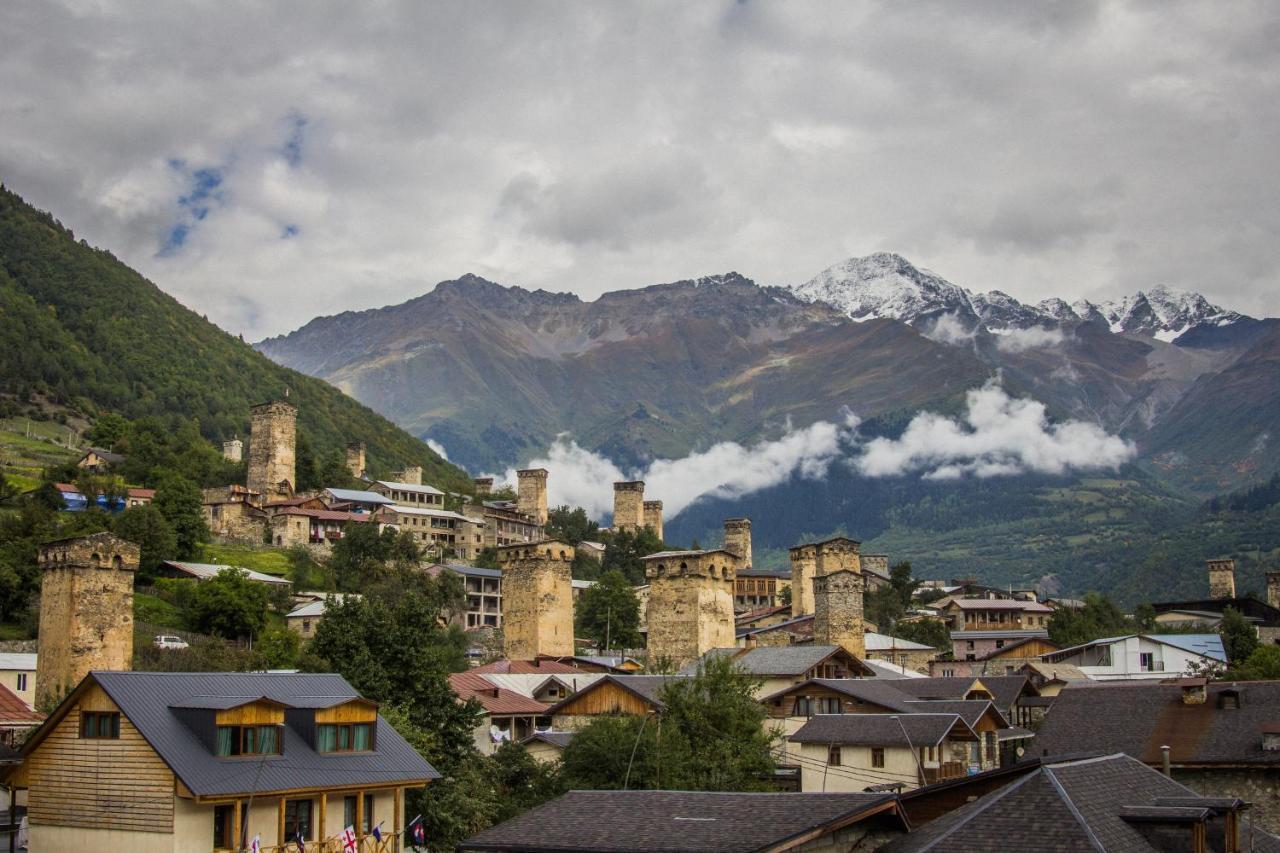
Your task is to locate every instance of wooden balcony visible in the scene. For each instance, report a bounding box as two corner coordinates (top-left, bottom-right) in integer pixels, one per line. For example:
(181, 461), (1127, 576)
(922, 761), (967, 785)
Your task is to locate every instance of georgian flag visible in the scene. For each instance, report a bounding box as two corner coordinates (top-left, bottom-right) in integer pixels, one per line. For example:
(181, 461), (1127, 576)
(409, 814), (426, 850)
(249, 835), (262, 853)
(341, 826), (358, 852)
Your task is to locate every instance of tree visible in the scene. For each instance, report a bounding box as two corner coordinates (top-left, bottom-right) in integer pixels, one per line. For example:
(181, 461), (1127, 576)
(1218, 606), (1258, 663)
(113, 504), (178, 582)
(601, 528), (666, 585)
(328, 523), (420, 591)
(255, 625), (301, 668)
(473, 547), (500, 570)
(544, 506), (599, 545)
(892, 619), (952, 655)
(574, 570), (642, 650)
(488, 741), (566, 823)
(187, 569), (269, 640)
(1233, 645), (1280, 680)
(86, 411), (129, 448)
(152, 471), (207, 558)
(1047, 592), (1133, 647)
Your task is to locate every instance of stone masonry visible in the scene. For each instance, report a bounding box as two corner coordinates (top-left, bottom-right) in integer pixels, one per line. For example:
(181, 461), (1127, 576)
(643, 549), (739, 669)
(35, 532), (138, 710)
(517, 468), (550, 526)
(498, 540), (575, 659)
(1269, 571), (1280, 610)
(789, 544), (818, 617)
(393, 465), (423, 485)
(723, 518), (753, 568)
(222, 438), (243, 462)
(247, 399), (297, 500)
(643, 500), (664, 541)
(813, 568), (866, 659)
(346, 442), (366, 479)
(613, 481), (645, 532)
(474, 477), (494, 497)
(1208, 558), (1237, 600)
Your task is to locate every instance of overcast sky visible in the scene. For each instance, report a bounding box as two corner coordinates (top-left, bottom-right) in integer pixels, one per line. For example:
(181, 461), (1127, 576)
(2, 1), (1277, 339)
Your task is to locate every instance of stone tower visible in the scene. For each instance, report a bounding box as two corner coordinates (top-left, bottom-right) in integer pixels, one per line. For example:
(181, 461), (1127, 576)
(346, 442), (366, 479)
(517, 468), (549, 526)
(1208, 558), (1236, 600)
(474, 477), (494, 497)
(643, 500), (664, 541)
(642, 549), (738, 669)
(222, 437), (243, 463)
(393, 465), (423, 486)
(723, 518), (753, 568)
(1268, 571), (1280, 610)
(789, 543), (818, 617)
(247, 398), (297, 500)
(35, 532), (138, 710)
(498, 541), (575, 659)
(613, 481), (645, 532)
(814, 537), (865, 657)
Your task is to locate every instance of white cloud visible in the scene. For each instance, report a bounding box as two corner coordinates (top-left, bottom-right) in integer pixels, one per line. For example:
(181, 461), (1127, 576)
(922, 313), (977, 347)
(425, 438), (449, 460)
(856, 382), (1135, 479)
(993, 325), (1066, 352)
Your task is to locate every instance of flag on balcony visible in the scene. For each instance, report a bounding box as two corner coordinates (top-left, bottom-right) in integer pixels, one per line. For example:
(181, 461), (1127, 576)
(295, 828), (307, 850)
(408, 814), (426, 850)
(372, 821), (384, 842)
(249, 835), (261, 853)
(341, 826), (358, 852)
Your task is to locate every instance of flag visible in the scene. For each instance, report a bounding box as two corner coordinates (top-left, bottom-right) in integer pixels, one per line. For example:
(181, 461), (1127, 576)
(341, 825), (358, 853)
(372, 821), (384, 842)
(249, 835), (261, 853)
(295, 828), (307, 851)
(408, 814), (426, 850)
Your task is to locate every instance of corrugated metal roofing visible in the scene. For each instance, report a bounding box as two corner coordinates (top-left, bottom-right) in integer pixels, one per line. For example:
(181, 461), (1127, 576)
(0, 653), (36, 671)
(324, 488), (395, 504)
(376, 480), (444, 495)
(162, 561), (291, 586)
(792, 714), (969, 747)
(76, 672), (436, 796)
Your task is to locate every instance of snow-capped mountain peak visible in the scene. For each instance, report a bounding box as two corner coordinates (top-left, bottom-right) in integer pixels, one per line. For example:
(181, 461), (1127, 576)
(789, 252), (974, 324)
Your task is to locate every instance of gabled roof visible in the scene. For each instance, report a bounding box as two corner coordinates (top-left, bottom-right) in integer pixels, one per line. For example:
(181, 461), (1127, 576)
(285, 593), (359, 619)
(973, 635), (1058, 660)
(889, 676), (1033, 713)
(471, 659), (583, 675)
(545, 675), (683, 714)
(449, 671), (551, 716)
(1034, 680), (1280, 767)
(880, 753), (1279, 852)
(902, 700), (1009, 731)
(81, 447), (124, 465)
(684, 646), (872, 678)
(458, 790), (907, 852)
(375, 480), (444, 495)
(865, 631), (935, 652)
(943, 599), (1052, 612)
(792, 713), (973, 748)
(1044, 633), (1228, 663)
(323, 488), (396, 505)
(19, 672), (436, 797)
(521, 731), (575, 750)
(0, 683), (42, 727)
(160, 560), (291, 587)
(760, 678), (915, 713)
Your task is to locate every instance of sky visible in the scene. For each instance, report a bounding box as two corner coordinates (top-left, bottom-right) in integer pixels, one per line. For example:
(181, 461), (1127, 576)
(2, 1), (1278, 340)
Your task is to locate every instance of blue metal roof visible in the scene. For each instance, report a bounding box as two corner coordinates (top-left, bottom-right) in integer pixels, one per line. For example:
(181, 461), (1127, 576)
(324, 488), (395, 504)
(1153, 633), (1227, 662)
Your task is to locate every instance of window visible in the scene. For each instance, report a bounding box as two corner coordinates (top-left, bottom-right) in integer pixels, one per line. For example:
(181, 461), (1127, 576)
(966, 641), (975, 650)
(317, 722), (374, 752)
(16, 673), (27, 691)
(941, 668), (955, 677)
(344, 793), (375, 834)
(80, 711), (120, 739)
(216, 725), (282, 757)
(871, 747), (885, 768)
(817, 697), (842, 715)
(792, 697), (814, 718)
(284, 799), (313, 841)
(302, 620), (312, 634)
(827, 746), (842, 766)
(213, 803), (242, 849)
(1139, 652), (1154, 672)
(994, 640), (1005, 649)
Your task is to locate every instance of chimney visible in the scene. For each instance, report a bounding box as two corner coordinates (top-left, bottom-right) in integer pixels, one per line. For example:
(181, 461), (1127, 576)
(1160, 745), (1171, 776)
(1180, 678), (1208, 705)
(473, 477), (494, 497)
(723, 518), (752, 568)
(1207, 558), (1236, 600)
(1267, 571), (1280, 610)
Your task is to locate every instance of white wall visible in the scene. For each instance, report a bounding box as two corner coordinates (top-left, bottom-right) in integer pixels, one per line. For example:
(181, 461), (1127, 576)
(1072, 636), (1211, 680)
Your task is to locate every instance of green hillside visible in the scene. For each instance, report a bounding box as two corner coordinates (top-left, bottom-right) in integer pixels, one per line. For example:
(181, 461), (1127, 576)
(0, 186), (470, 491)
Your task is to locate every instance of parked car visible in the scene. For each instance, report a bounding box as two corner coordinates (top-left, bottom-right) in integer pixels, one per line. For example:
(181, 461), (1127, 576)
(153, 634), (189, 650)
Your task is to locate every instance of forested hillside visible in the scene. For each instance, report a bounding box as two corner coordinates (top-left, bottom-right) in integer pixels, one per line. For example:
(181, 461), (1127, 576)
(0, 186), (469, 491)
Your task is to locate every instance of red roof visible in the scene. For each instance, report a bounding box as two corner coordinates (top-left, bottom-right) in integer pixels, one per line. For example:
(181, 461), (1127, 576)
(127, 488), (156, 499)
(448, 671), (550, 715)
(55, 482), (80, 493)
(470, 658), (583, 675)
(0, 682), (43, 727)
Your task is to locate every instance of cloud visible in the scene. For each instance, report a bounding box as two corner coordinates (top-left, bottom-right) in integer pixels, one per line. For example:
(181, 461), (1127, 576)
(922, 313), (978, 347)
(494, 384), (1132, 521)
(856, 382), (1135, 479)
(425, 438), (449, 460)
(993, 325), (1066, 352)
(1, 1), (1278, 340)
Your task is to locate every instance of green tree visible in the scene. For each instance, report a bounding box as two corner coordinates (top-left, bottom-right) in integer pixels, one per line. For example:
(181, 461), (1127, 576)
(601, 528), (666, 585)
(560, 715), (686, 790)
(1234, 645), (1280, 680)
(1218, 606), (1258, 663)
(473, 547), (500, 570)
(255, 625), (301, 668)
(328, 523), (420, 591)
(574, 570), (642, 650)
(87, 411), (130, 448)
(892, 619), (952, 655)
(488, 741), (567, 823)
(113, 504), (178, 582)
(186, 569), (269, 640)
(152, 471), (207, 558)
(1047, 592), (1133, 647)
(544, 506), (599, 545)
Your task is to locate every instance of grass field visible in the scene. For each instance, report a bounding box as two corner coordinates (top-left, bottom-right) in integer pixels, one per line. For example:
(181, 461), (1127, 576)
(196, 542), (294, 577)
(0, 416), (80, 489)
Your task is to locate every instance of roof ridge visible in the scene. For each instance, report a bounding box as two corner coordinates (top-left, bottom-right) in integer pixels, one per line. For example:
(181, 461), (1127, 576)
(1043, 764), (1107, 852)
(908, 768), (1043, 851)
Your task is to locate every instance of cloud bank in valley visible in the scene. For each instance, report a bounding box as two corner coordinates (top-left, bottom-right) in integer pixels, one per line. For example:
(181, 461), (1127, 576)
(496, 384), (1136, 521)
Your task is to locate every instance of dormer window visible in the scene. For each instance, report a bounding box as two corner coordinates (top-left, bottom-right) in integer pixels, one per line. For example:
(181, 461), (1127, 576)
(217, 724), (282, 756)
(317, 722), (373, 752)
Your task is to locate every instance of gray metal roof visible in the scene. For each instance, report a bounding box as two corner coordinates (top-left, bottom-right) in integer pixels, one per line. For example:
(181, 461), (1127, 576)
(49, 672), (438, 797)
(682, 645), (849, 677)
(324, 488), (395, 504)
(161, 560), (292, 587)
(791, 713), (970, 747)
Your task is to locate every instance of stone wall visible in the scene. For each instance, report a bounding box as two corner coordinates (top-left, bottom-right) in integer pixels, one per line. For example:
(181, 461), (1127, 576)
(517, 468), (549, 526)
(346, 442), (366, 479)
(247, 400), (296, 499)
(204, 502), (266, 544)
(612, 481), (645, 531)
(499, 541), (575, 659)
(790, 544), (817, 617)
(35, 532), (138, 709)
(1173, 767), (1280, 834)
(813, 568), (866, 659)
(222, 438), (242, 462)
(1268, 571), (1280, 610)
(644, 552), (736, 669)
(1207, 558), (1236, 599)
(723, 518), (752, 568)
(643, 501), (664, 541)
(393, 465), (423, 485)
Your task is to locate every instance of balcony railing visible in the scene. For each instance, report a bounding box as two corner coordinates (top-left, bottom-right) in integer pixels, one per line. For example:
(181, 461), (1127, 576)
(227, 830), (403, 852)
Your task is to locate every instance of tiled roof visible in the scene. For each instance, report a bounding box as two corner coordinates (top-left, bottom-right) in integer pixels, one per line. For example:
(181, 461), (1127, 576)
(22, 672), (436, 797)
(881, 753), (1280, 852)
(0, 682), (41, 726)
(449, 672), (550, 715)
(761, 678), (915, 712)
(126, 487), (156, 499)
(1035, 680), (1280, 766)
(792, 713), (970, 747)
(459, 790), (904, 852)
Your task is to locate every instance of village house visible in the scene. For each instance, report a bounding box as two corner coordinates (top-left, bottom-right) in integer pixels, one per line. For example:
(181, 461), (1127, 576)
(319, 487), (396, 514)
(948, 627), (1051, 662)
(284, 593), (359, 640)
(201, 485), (268, 543)
(462, 500), (543, 549)
(156, 560), (292, 590)
(865, 633), (937, 674)
(425, 563), (503, 630)
(1035, 678), (1280, 833)
(75, 446), (123, 472)
(0, 682), (42, 748)
(125, 487), (155, 508)
(685, 646), (875, 699)
(928, 635), (1061, 678)
(1040, 633), (1227, 680)
(1152, 562), (1280, 645)
(0, 671), (436, 851)
(791, 713), (979, 791)
(519, 731), (575, 764)
(734, 566), (791, 612)
(369, 478), (444, 508)
(0, 653), (36, 710)
(449, 660), (604, 753)
(936, 598), (1053, 633)
(459, 790), (911, 853)
(545, 674), (677, 731)
(390, 504), (483, 560)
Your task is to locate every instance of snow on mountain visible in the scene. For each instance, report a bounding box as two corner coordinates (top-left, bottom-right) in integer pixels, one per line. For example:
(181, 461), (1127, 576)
(790, 254), (1247, 342)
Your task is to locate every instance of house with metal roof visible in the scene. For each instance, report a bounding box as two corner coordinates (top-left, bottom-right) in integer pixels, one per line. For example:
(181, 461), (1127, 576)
(1, 671), (436, 851)
(320, 487), (396, 512)
(459, 790), (911, 852)
(157, 560), (292, 588)
(791, 713), (978, 791)
(284, 593), (360, 640)
(1039, 633), (1227, 680)
(0, 652), (37, 710)
(0, 682), (42, 748)
(682, 645), (875, 698)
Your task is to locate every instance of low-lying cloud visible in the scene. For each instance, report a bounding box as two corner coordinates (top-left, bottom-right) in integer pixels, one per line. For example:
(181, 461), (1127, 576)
(494, 383), (1135, 521)
(992, 325), (1066, 353)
